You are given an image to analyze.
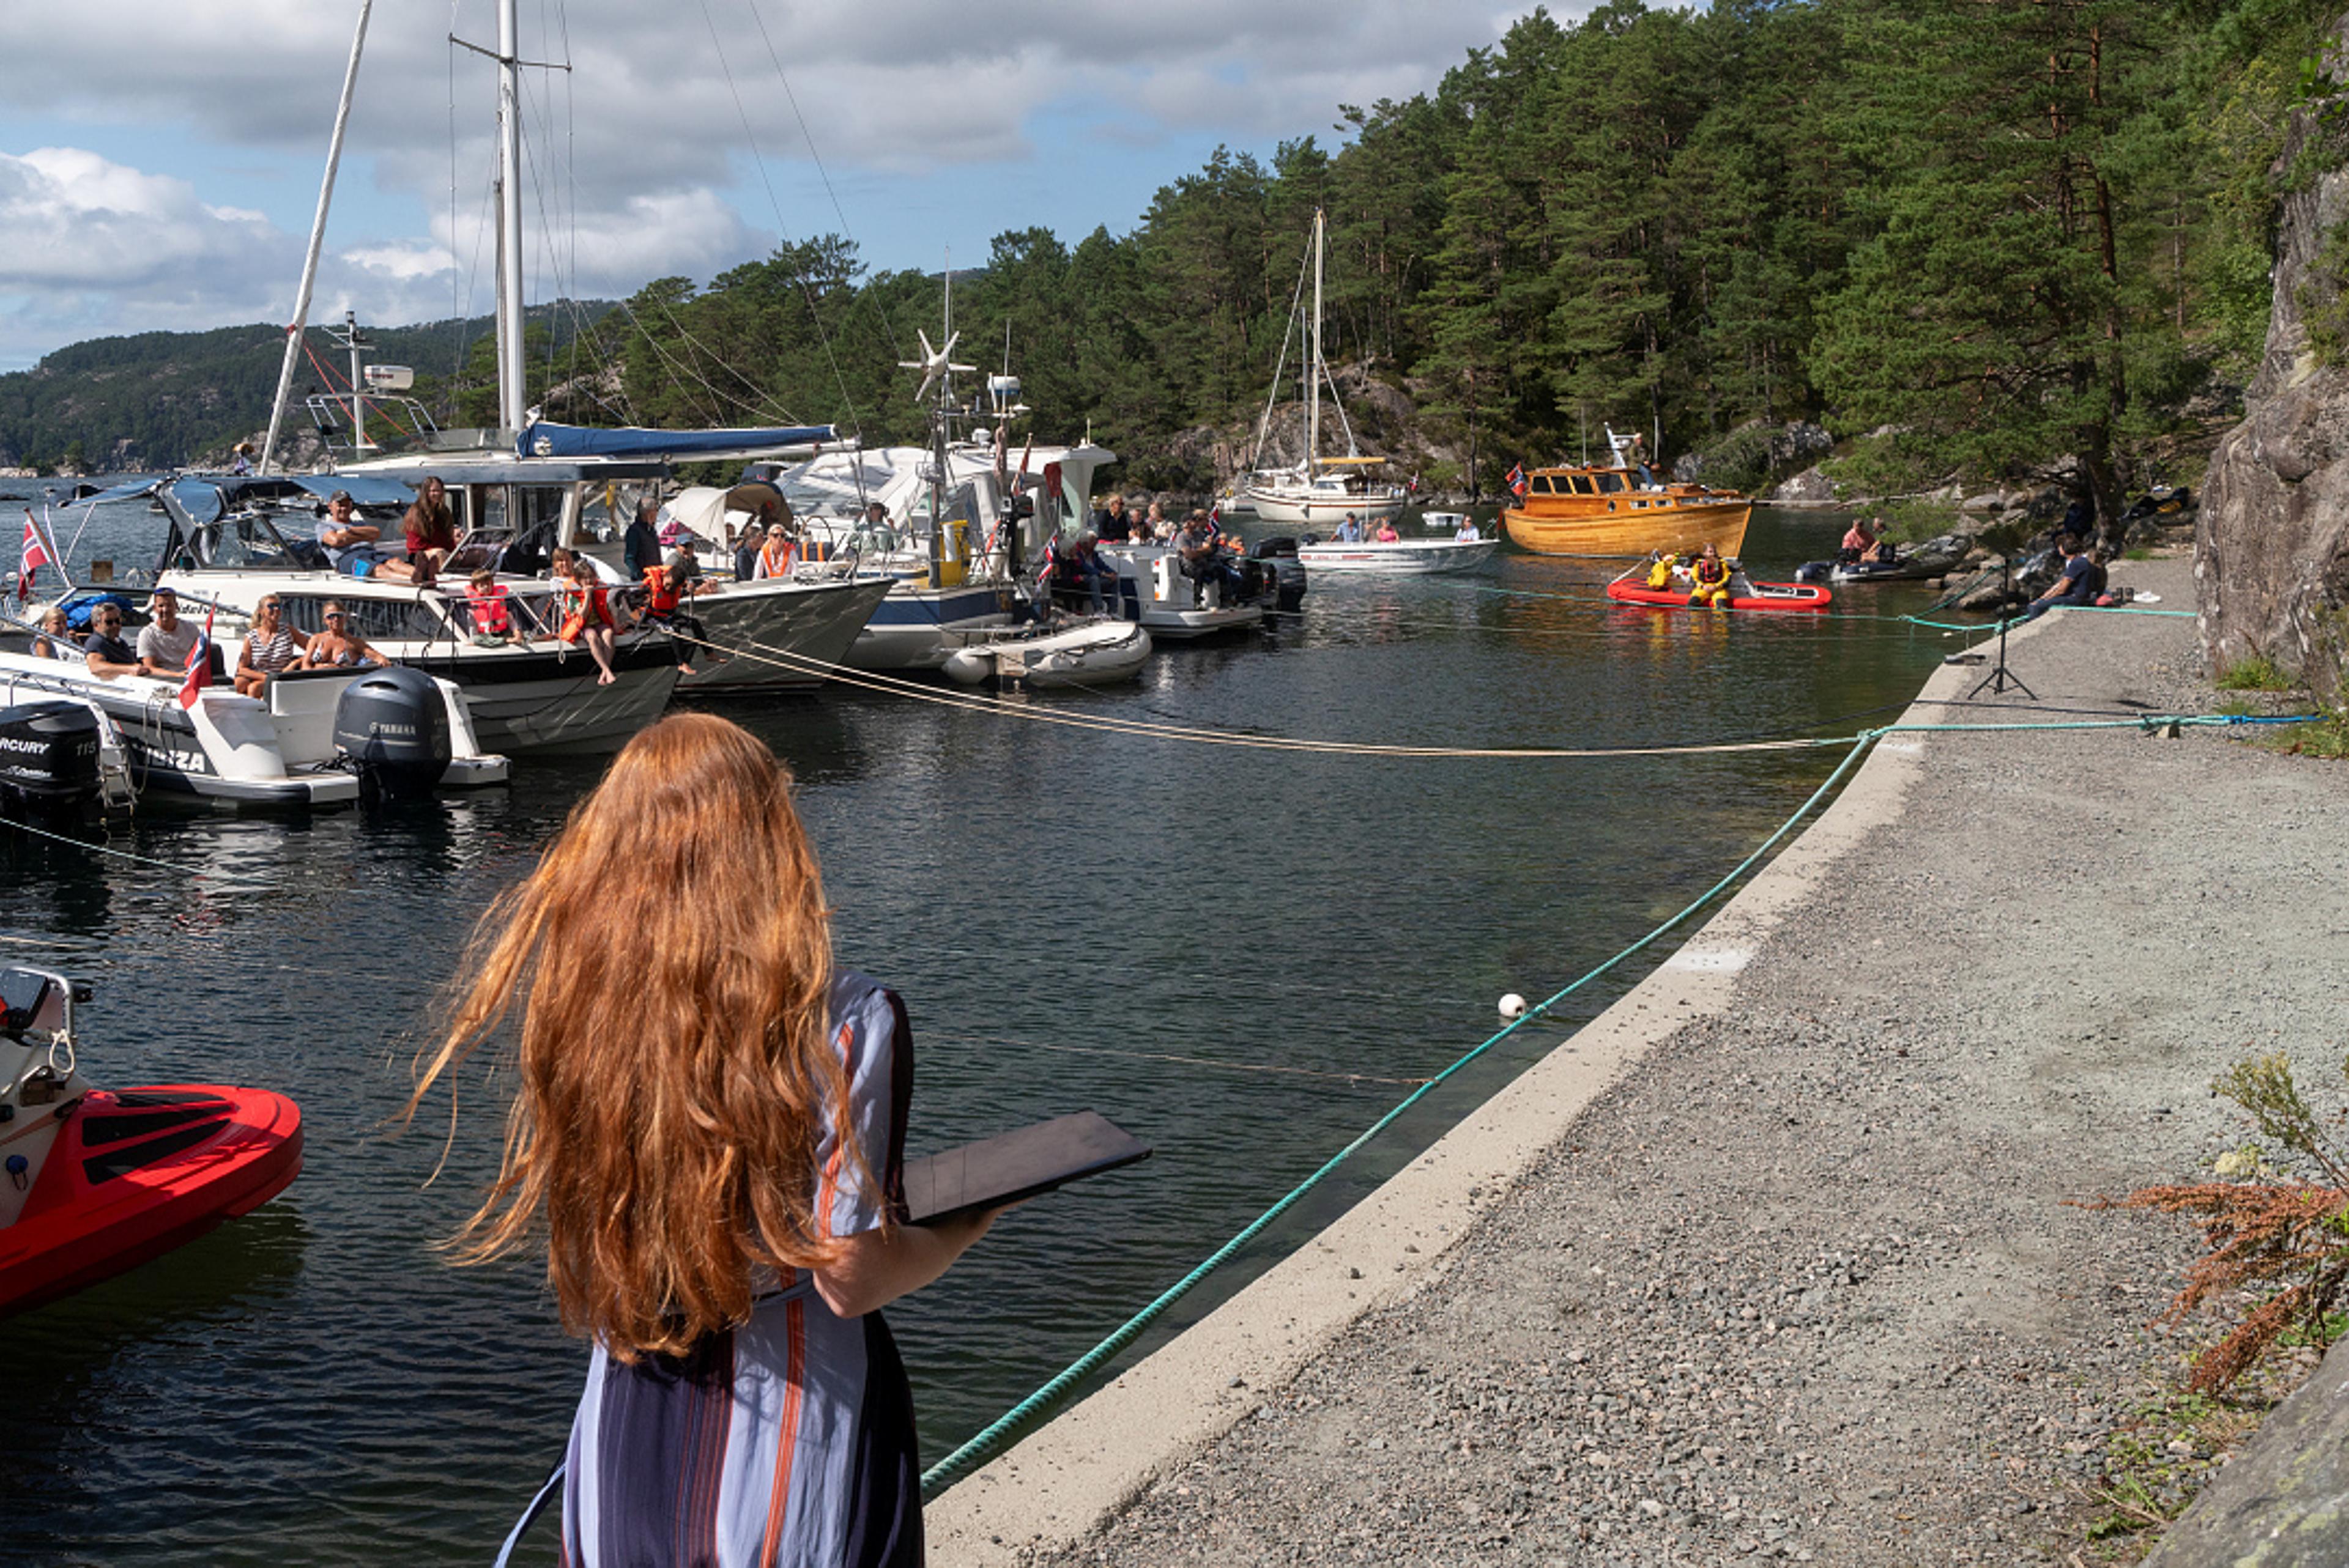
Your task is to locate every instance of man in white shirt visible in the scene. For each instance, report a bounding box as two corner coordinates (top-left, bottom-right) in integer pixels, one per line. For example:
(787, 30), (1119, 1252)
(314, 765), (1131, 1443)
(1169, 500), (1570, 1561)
(135, 587), (201, 679)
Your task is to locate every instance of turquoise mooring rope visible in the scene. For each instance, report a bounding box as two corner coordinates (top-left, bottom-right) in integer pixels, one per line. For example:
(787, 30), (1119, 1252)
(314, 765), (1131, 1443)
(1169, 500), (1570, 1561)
(916, 708), (2324, 1499)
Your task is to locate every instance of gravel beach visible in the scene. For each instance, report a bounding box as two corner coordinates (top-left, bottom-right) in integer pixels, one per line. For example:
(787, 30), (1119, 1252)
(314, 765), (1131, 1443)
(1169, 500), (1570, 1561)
(969, 552), (2348, 1567)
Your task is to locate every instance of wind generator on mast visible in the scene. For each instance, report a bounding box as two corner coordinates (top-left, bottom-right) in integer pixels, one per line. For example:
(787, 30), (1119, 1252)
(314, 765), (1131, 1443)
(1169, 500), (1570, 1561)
(899, 256), (976, 591)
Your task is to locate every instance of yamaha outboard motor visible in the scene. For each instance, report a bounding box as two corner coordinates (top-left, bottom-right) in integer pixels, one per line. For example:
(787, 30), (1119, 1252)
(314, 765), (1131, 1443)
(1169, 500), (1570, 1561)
(0, 701), (103, 822)
(332, 667), (450, 804)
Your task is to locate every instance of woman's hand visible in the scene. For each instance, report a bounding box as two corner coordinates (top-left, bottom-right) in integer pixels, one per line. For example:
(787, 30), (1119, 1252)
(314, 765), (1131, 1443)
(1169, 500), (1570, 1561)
(811, 1205), (1004, 1320)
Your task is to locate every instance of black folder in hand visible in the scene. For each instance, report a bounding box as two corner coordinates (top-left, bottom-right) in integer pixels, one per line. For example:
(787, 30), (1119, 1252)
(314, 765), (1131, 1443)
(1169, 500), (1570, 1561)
(902, 1110), (1151, 1225)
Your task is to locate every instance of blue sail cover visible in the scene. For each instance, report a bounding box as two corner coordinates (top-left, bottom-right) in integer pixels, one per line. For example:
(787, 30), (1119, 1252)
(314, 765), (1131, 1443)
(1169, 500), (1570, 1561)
(518, 421), (836, 459)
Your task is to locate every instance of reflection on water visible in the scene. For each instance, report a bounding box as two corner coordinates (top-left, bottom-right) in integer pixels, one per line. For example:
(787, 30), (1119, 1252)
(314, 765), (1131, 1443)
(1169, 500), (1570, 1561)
(0, 509), (1963, 1564)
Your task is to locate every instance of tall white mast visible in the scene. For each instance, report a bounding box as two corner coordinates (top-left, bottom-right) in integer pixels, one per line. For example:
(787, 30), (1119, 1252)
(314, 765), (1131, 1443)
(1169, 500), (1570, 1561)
(495, 0), (527, 434)
(261, 0), (373, 475)
(1307, 208), (1324, 480)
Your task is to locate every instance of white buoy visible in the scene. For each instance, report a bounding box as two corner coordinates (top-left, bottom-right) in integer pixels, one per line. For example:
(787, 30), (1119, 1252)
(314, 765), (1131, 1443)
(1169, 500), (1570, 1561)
(1498, 993), (1527, 1021)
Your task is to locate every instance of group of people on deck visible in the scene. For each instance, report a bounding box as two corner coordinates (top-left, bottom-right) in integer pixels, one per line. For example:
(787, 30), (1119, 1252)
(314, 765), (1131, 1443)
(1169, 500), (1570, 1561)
(48, 586), (385, 690)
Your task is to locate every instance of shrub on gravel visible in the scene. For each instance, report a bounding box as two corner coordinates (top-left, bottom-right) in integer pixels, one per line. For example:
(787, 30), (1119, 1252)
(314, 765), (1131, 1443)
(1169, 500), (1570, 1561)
(2093, 1051), (2349, 1395)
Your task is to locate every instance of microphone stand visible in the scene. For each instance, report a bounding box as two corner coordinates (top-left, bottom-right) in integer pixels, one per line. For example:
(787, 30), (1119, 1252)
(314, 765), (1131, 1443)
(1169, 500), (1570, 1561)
(1969, 552), (2036, 699)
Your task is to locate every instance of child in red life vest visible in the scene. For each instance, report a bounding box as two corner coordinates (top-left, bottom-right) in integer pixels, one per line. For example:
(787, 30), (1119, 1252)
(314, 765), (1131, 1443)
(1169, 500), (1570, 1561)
(467, 569), (516, 643)
(558, 557), (622, 685)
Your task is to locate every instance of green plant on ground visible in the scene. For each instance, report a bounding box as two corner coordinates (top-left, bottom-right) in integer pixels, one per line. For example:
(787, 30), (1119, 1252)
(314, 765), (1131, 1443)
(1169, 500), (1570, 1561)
(2215, 653), (2293, 691)
(2071, 1382), (2268, 1561)
(2124, 545), (2154, 561)
(2093, 1051), (2349, 1396)
(2246, 712), (2349, 760)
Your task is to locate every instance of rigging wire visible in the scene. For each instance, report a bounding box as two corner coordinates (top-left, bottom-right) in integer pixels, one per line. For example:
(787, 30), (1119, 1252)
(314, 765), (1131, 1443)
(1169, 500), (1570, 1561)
(694, 0), (867, 437)
(735, 0), (911, 375)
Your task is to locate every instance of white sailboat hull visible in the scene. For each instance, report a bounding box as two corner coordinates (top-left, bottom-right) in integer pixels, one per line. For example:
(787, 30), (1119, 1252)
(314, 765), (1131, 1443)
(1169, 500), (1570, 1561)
(1242, 484), (1409, 528)
(673, 576), (894, 691)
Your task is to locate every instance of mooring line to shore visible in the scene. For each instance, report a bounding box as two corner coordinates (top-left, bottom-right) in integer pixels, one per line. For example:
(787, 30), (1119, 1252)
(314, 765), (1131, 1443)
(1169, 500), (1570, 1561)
(913, 728), (1887, 1498)
(911, 704), (2325, 1498)
(0, 816), (187, 872)
(669, 627), (1858, 760)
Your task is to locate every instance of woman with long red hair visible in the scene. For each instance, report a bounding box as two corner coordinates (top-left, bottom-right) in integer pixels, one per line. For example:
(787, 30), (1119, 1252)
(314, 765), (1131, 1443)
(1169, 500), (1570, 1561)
(407, 712), (996, 1566)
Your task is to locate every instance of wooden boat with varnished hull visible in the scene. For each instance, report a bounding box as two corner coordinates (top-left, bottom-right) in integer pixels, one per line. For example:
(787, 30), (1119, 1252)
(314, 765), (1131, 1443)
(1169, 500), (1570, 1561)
(1501, 429), (1752, 558)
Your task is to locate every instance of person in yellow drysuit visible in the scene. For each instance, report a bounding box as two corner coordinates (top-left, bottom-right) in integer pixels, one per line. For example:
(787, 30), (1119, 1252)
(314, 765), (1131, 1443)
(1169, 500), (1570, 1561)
(1644, 552), (1679, 590)
(1687, 542), (1733, 608)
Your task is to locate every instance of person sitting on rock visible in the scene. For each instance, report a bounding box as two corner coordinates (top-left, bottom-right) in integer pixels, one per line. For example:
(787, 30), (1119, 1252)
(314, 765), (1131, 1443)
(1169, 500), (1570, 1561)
(1687, 543), (1734, 609)
(2021, 536), (2100, 621)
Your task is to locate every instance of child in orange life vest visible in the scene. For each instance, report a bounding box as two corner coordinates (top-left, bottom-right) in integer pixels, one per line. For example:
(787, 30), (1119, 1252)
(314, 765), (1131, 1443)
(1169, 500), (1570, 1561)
(466, 569), (516, 644)
(558, 557), (622, 685)
(1687, 543), (1732, 608)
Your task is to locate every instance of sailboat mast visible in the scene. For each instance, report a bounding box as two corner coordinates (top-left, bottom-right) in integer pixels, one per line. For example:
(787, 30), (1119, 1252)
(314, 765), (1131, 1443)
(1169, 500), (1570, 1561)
(495, 0), (527, 434)
(1307, 208), (1324, 479)
(260, 0), (371, 475)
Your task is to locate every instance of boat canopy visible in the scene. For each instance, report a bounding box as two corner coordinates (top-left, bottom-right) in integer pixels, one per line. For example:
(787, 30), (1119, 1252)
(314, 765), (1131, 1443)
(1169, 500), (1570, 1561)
(517, 421), (837, 460)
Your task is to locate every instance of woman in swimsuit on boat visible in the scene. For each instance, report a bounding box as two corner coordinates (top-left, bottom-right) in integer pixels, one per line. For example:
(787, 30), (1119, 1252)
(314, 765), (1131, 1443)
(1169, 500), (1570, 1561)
(233, 594), (311, 695)
(294, 602), (384, 670)
(403, 713), (1000, 1567)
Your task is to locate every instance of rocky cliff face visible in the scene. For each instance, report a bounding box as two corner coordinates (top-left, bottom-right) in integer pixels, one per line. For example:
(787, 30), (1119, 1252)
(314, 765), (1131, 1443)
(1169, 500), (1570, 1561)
(2199, 36), (2349, 699)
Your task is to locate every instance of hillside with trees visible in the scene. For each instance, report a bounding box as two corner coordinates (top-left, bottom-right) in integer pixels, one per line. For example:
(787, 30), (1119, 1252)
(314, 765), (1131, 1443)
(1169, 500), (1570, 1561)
(4, 0), (2339, 533)
(0, 306), (607, 473)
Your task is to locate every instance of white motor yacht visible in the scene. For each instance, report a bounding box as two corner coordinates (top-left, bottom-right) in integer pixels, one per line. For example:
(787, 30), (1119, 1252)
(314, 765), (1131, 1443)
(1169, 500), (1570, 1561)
(0, 628), (502, 810)
(142, 474), (677, 755)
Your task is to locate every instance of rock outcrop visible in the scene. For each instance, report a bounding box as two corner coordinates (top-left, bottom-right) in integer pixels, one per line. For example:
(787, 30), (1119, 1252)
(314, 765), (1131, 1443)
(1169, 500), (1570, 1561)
(2198, 29), (2349, 699)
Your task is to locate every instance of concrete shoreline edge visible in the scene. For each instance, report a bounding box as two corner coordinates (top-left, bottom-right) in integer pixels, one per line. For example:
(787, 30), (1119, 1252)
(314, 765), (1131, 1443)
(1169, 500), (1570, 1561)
(927, 638), (2006, 1565)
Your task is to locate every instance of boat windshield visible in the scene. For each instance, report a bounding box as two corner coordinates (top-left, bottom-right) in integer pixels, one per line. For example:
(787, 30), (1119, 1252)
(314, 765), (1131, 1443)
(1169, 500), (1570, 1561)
(1594, 472), (1625, 494)
(198, 512), (319, 571)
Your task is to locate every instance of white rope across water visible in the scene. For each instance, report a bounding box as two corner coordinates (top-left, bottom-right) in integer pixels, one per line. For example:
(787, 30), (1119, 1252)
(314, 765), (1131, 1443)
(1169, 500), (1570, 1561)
(662, 624), (1841, 761)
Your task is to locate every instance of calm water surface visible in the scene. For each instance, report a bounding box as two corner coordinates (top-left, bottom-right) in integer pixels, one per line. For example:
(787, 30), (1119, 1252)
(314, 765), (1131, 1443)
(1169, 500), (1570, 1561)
(4, 508), (1964, 1563)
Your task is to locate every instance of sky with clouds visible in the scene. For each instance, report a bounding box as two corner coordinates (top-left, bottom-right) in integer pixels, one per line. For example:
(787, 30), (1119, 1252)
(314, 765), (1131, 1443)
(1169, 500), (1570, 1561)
(0, 0), (1572, 374)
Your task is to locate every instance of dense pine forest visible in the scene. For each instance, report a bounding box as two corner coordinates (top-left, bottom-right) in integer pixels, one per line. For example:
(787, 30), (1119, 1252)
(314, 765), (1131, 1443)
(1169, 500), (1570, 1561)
(6, 0), (2343, 528)
(598, 0), (2342, 523)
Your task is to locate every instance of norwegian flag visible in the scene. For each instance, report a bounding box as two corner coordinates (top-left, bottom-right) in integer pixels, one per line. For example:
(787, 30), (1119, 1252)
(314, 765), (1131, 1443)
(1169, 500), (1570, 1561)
(177, 607), (215, 711)
(18, 511), (54, 602)
(1505, 462), (1528, 501)
(1206, 503), (1223, 539)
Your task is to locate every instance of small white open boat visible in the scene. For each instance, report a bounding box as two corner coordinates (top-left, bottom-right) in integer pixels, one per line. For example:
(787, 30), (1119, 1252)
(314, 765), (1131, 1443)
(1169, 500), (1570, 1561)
(1295, 536), (1498, 574)
(941, 618), (1152, 690)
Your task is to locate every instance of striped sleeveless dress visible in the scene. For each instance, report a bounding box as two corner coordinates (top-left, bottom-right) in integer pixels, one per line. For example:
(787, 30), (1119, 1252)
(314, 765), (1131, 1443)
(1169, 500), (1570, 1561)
(560, 971), (921, 1567)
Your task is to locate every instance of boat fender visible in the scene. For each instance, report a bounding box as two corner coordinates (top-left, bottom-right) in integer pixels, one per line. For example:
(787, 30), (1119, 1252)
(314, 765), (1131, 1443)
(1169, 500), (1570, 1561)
(942, 648), (992, 686)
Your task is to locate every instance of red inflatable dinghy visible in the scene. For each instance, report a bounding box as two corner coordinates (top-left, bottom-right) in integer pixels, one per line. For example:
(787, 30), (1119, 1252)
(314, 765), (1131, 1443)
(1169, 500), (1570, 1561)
(1606, 575), (1831, 613)
(0, 966), (302, 1318)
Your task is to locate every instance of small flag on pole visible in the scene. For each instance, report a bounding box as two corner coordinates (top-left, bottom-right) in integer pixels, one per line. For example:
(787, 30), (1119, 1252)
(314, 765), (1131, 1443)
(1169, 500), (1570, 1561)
(18, 511), (53, 602)
(177, 607), (215, 711)
(1505, 462), (1528, 501)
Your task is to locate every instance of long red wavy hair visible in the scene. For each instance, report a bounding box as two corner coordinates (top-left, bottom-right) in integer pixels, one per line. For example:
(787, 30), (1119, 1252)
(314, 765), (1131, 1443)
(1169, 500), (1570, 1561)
(406, 712), (860, 1359)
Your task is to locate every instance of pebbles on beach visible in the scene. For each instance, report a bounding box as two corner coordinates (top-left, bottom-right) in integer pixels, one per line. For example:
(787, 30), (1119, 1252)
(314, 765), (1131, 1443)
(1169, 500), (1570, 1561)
(1011, 558), (2342, 1567)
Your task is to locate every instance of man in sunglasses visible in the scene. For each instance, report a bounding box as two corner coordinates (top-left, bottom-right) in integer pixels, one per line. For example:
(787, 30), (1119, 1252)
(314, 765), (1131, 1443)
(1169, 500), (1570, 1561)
(81, 604), (141, 679)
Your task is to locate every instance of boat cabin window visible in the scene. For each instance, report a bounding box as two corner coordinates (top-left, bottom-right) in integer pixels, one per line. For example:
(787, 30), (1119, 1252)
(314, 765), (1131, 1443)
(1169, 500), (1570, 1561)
(1594, 472), (1625, 494)
(1530, 475), (1556, 495)
(196, 516), (312, 572)
(277, 593), (451, 643)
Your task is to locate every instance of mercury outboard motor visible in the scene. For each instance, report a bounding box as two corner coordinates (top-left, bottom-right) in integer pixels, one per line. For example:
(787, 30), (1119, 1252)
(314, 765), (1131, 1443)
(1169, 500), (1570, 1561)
(0, 701), (103, 822)
(332, 667), (450, 804)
